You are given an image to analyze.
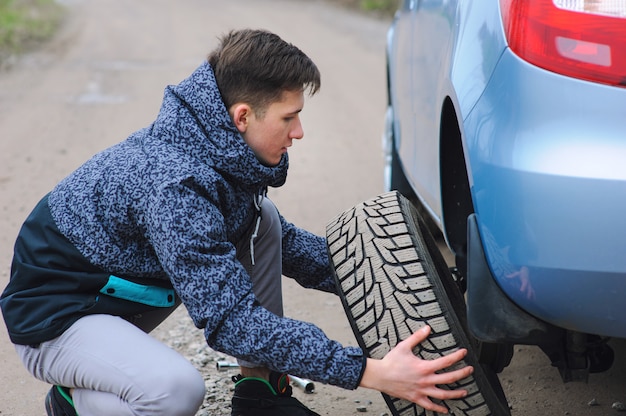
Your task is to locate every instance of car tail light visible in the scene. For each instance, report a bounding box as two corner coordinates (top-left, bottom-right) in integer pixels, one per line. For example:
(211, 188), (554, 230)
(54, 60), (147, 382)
(499, 0), (626, 87)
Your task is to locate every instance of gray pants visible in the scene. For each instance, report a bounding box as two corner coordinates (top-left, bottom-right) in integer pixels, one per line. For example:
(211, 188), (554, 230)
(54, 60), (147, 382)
(15, 198), (283, 416)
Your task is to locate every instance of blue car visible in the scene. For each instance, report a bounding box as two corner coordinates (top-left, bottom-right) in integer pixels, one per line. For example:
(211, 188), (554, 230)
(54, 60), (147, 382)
(388, 0), (626, 400)
(327, 1), (626, 414)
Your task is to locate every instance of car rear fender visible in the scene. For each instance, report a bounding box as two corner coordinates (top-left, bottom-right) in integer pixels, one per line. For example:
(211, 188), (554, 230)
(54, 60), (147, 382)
(466, 213), (563, 345)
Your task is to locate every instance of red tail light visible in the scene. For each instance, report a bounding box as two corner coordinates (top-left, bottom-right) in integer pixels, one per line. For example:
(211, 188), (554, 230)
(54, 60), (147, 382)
(499, 0), (626, 87)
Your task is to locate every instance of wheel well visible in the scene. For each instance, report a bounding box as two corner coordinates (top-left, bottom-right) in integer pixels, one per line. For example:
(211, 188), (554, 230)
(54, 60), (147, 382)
(440, 97), (474, 268)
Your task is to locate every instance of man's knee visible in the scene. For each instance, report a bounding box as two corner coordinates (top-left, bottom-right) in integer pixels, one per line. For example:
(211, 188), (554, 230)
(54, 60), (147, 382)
(164, 366), (205, 415)
(141, 363), (206, 416)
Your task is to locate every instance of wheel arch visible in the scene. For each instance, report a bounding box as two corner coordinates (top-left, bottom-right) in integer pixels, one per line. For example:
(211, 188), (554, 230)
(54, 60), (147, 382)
(439, 97), (474, 268)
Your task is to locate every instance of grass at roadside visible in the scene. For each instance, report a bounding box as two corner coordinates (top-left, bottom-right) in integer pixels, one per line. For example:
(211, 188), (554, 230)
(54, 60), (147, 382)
(0, 0), (64, 67)
(360, 0), (399, 15)
(332, 0), (400, 17)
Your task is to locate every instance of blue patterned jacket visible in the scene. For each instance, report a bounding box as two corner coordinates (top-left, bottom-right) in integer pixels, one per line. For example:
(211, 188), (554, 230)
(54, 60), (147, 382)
(0, 62), (365, 389)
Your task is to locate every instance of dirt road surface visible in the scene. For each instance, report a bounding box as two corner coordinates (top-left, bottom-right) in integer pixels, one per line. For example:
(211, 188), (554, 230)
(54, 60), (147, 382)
(1, 1), (625, 415)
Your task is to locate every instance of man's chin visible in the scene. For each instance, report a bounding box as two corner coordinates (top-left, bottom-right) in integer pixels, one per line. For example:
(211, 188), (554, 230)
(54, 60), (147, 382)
(260, 154), (286, 167)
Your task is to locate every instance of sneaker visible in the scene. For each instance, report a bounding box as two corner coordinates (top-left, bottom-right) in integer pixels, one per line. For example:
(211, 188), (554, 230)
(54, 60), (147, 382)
(231, 372), (320, 416)
(45, 385), (77, 416)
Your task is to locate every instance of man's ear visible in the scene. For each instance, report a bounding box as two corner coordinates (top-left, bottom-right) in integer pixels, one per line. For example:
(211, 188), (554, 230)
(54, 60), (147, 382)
(229, 103), (252, 133)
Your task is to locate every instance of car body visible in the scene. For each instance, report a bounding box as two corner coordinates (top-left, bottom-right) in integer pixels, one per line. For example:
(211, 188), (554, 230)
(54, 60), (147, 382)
(384, 0), (626, 378)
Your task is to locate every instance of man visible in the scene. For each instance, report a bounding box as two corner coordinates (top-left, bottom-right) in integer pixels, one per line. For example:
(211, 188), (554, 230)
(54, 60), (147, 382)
(0, 29), (472, 416)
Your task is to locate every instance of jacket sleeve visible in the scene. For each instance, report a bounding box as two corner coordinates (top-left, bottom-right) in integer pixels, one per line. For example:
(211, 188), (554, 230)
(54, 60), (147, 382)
(279, 214), (338, 294)
(145, 181), (365, 389)
(210, 294), (366, 389)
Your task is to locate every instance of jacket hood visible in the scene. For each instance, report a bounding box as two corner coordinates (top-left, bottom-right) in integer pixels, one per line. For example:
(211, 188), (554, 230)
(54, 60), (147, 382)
(151, 61), (288, 190)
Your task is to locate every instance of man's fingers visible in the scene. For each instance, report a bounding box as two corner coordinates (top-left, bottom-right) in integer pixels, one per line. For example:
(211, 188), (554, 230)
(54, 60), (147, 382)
(390, 325), (475, 411)
(430, 365), (475, 387)
(416, 347), (469, 376)
(416, 397), (450, 414)
(400, 325), (431, 350)
(401, 328), (469, 370)
(412, 380), (472, 413)
(413, 387), (468, 414)
(422, 386), (469, 401)
(437, 348), (468, 369)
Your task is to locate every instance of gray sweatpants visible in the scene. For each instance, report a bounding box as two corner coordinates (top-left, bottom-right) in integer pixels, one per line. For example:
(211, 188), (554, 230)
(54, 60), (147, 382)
(15, 198), (283, 416)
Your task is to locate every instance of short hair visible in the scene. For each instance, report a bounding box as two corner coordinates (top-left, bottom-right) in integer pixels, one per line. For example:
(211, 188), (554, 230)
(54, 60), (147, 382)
(208, 29), (321, 116)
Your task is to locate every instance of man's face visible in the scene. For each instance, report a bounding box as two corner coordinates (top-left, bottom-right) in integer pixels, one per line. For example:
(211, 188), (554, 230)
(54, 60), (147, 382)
(239, 89), (305, 166)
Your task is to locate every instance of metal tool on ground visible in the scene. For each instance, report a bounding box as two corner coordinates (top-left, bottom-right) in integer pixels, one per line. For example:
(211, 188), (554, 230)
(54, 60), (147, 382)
(216, 361), (240, 371)
(288, 374), (315, 393)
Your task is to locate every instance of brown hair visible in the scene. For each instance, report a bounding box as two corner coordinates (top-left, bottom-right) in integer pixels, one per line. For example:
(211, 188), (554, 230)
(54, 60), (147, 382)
(208, 29), (321, 116)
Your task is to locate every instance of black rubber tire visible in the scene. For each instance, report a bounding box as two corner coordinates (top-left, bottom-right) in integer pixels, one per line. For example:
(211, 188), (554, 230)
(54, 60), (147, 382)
(326, 191), (510, 416)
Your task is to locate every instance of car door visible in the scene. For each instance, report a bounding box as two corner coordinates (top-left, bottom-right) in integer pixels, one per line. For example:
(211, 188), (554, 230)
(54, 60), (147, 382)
(407, 0), (457, 220)
(389, 0), (418, 195)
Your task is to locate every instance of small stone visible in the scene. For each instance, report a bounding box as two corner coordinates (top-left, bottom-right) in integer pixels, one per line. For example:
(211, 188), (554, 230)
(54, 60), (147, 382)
(356, 406), (368, 412)
(587, 398), (599, 406)
(612, 401), (626, 411)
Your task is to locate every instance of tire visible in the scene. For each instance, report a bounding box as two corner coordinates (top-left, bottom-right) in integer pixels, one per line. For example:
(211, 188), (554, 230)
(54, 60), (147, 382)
(326, 191), (510, 416)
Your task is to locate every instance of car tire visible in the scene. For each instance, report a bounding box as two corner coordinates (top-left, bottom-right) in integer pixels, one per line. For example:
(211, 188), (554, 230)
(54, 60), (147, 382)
(326, 191), (510, 416)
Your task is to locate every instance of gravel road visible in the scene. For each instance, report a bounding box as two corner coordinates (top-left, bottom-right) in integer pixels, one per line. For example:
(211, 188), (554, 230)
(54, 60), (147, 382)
(1, 1), (625, 415)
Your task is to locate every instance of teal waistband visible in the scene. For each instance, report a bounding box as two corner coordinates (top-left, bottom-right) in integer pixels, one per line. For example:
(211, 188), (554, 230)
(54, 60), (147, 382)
(99, 275), (176, 308)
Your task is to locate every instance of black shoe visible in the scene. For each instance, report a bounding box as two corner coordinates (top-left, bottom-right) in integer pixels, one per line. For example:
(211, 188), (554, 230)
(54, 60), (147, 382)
(231, 372), (320, 416)
(45, 386), (77, 416)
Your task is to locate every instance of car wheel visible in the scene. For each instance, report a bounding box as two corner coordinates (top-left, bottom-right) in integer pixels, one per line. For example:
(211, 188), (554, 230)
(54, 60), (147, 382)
(326, 191), (510, 416)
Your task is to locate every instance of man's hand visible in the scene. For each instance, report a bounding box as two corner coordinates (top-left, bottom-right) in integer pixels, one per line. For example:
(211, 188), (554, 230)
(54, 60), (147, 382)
(359, 325), (474, 414)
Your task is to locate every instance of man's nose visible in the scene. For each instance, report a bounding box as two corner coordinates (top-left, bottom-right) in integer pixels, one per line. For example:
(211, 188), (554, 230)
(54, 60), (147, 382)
(291, 119), (304, 140)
